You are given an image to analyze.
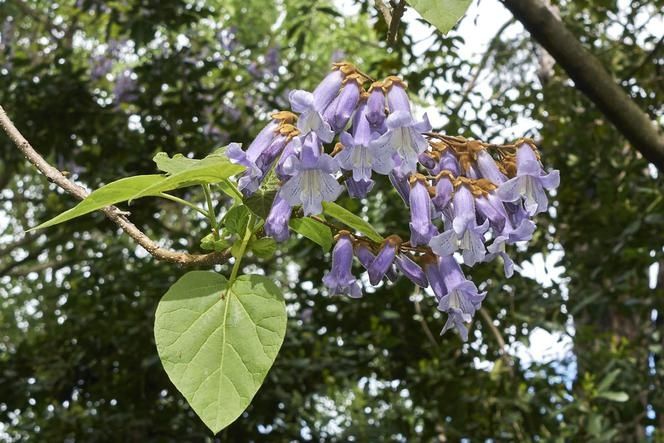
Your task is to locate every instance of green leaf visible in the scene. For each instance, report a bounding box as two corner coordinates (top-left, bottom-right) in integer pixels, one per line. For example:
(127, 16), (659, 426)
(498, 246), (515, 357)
(596, 391), (629, 402)
(153, 152), (200, 175)
(29, 175), (165, 230)
(133, 154), (244, 200)
(250, 237), (277, 259)
(597, 369), (621, 392)
(217, 180), (243, 203)
(407, 0), (472, 35)
(289, 217), (333, 251)
(200, 234), (231, 252)
(223, 205), (251, 235)
(154, 272), (286, 434)
(322, 202), (383, 243)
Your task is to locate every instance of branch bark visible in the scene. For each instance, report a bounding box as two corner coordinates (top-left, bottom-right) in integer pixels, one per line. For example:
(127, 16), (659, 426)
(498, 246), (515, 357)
(0, 105), (230, 267)
(501, 0), (664, 170)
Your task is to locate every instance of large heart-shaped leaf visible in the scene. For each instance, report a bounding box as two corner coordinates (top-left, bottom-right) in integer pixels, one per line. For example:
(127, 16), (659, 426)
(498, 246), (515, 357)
(154, 272), (286, 434)
(407, 0), (472, 35)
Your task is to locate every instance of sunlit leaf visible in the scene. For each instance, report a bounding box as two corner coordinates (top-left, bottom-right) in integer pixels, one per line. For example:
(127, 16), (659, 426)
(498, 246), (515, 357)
(322, 202), (383, 243)
(289, 217), (333, 251)
(406, 0), (472, 34)
(154, 272), (286, 434)
(30, 175), (165, 230)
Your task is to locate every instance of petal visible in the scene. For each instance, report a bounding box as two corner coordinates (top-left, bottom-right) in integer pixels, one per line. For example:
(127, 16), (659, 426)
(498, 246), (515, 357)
(496, 176), (526, 203)
(312, 69), (344, 111)
(429, 230), (458, 257)
(395, 254), (428, 287)
(279, 175), (303, 207)
(318, 172), (344, 202)
(386, 84), (411, 114)
(339, 131), (354, 148)
(317, 153), (340, 174)
(540, 169), (560, 190)
(385, 110), (414, 129)
(413, 113), (432, 133)
(289, 90), (315, 113)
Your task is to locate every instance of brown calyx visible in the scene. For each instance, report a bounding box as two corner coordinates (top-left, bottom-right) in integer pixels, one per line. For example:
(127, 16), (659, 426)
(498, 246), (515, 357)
(271, 110), (298, 124)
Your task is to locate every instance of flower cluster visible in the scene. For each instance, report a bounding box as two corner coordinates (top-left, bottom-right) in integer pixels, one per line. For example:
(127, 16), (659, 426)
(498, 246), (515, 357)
(228, 63), (560, 341)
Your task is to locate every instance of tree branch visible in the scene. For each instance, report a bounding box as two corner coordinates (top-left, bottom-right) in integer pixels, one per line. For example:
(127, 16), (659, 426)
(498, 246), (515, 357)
(375, 0), (392, 26)
(387, 1), (406, 45)
(501, 0), (664, 170)
(0, 105), (230, 267)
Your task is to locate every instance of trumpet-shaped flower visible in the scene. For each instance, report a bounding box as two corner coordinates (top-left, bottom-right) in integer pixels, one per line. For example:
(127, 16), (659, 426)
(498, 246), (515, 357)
(409, 176), (438, 246)
(369, 111), (432, 174)
(265, 194), (292, 242)
(279, 134), (343, 216)
(437, 255), (486, 341)
(497, 143), (560, 215)
(429, 184), (489, 266)
(323, 234), (362, 298)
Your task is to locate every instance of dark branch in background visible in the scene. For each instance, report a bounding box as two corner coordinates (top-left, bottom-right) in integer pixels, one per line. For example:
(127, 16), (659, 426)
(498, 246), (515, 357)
(501, 0), (664, 170)
(387, 1), (406, 45)
(0, 105), (231, 267)
(375, 0), (406, 46)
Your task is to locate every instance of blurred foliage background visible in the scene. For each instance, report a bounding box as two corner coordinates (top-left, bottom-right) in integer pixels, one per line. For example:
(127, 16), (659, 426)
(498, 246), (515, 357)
(0, 0), (662, 441)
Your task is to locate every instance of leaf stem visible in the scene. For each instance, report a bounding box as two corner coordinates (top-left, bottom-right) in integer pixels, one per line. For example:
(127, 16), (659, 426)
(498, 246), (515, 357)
(218, 179), (243, 203)
(202, 184), (220, 240)
(228, 213), (255, 286)
(157, 193), (209, 217)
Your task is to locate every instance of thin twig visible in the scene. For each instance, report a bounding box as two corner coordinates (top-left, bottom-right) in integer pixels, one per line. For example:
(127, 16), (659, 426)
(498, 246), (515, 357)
(0, 104), (230, 267)
(375, 0), (392, 26)
(386, 0), (406, 46)
(478, 307), (514, 370)
(413, 287), (439, 348)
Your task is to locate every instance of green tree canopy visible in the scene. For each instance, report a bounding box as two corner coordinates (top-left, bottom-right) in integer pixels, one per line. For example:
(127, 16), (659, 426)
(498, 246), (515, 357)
(1, 0), (662, 440)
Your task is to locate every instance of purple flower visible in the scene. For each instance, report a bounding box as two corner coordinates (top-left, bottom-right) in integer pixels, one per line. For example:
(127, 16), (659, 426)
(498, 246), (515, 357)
(437, 255), (486, 341)
(337, 101), (393, 182)
(409, 175), (438, 246)
(366, 85), (386, 130)
(323, 75), (362, 132)
(367, 77), (431, 173)
(323, 233), (362, 298)
(422, 256), (448, 302)
(314, 65), (346, 111)
(497, 143), (560, 215)
(289, 90), (335, 143)
(113, 70), (138, 104)
(395, 253), (428, 287)
(429, 184), (489, 266)
(275, 138), (300, 180)
(354, 242), (375, 270)
(279, 133), (343, 216)
(475, 150), (507, 185)
(479, 195), (535, 277)
(389, 159), (411, 205)
(346, 178), (374, 198)
(265, 194), (292, 242)
(368, 236), (399, 285)
(369, 111), (432, 174)
(385, 77), (412, 114)
(431, 174), (454, 215)
(227, 112), (299, 194)
(431, 149), (461, 176)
